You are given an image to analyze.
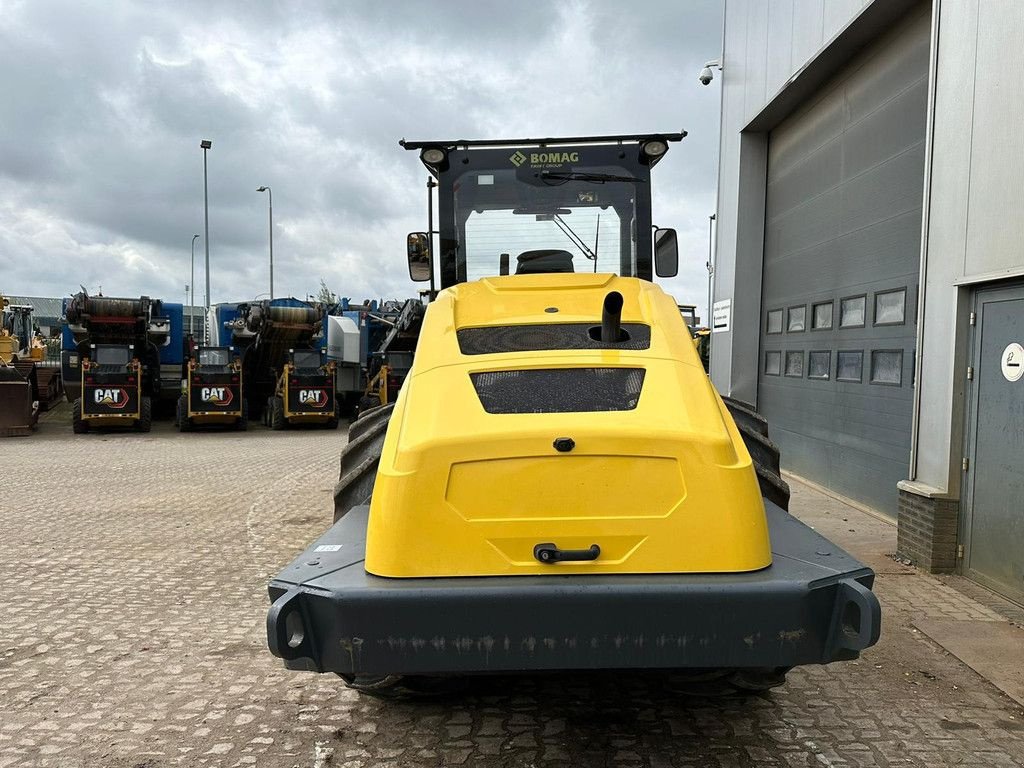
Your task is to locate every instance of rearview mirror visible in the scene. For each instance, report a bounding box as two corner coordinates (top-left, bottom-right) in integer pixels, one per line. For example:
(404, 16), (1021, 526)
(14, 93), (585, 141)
(406, 232), (432, 282)
(654, 228), (679, 278)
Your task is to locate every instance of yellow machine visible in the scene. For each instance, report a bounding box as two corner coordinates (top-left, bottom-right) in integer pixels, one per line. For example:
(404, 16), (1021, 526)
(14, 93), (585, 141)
(365, 274), (768, 578)
(0, 294), (40, 437)
(362, 363), (392, 409)
(265, 349), (339, 429)
(177, 346), (246, 431)
(267, 135), (879, 698)
(73, 344), (150, 433)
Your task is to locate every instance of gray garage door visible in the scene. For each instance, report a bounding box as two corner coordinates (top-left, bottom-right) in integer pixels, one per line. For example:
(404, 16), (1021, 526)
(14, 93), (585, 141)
(759, 7), (929, 517)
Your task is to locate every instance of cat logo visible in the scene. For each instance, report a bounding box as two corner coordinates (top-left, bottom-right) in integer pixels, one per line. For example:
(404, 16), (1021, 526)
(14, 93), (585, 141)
(93, 387), (129, 409)
(201, 386), (233, 406)
(298, 389), (328, 408)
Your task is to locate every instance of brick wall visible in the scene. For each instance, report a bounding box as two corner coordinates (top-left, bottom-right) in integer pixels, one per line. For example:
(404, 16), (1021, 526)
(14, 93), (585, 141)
(897, 489), (960, 573)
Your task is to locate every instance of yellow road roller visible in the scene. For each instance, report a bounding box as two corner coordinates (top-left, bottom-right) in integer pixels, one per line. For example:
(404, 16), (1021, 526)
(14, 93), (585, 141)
(267, 134), (880, 697)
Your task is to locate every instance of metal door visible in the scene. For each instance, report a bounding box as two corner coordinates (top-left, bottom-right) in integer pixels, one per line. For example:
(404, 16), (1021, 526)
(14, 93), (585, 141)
(962, 283), (1024, 602)
(759, 7), (930, 516)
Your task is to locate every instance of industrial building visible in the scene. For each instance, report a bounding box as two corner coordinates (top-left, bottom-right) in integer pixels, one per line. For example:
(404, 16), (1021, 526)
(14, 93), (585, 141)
(5, 295), (64, 336)
(710, 0), (1023, 603)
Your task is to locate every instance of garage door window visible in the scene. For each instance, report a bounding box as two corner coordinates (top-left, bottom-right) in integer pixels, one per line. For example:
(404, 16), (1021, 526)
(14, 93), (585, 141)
(840, 295), (866, 328)
(837, 350), (863, 382)
(870, 350), (903, 385)
(767, 309), (783, 334)
(874, 288), (906, 326)
(812, 301), (833, 330)
(765, 350), (781, 375)
(787, 306), (806, 332)
(785, 351), (804, 377)
(808, 351), (831, 379)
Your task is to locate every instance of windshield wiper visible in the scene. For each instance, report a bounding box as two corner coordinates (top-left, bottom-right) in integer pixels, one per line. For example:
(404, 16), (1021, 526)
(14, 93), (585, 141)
(540, 171), (645, 184)
(551, 213), (598, 265)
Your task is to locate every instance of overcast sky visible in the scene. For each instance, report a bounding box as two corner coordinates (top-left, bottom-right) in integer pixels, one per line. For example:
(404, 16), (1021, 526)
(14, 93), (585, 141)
(1, 0), (723, 318)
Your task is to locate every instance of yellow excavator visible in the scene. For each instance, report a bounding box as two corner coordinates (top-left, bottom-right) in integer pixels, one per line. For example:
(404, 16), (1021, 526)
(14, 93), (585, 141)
(0, 294), (40, 437)
(266, 134), (880, 698)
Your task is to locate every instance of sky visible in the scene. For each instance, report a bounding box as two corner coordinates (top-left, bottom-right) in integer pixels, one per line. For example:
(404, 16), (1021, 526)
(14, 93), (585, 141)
(0, 0), (723, 319)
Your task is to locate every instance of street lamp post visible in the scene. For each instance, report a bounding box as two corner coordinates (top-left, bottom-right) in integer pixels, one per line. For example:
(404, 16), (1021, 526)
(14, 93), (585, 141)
(257, 186), (273, 298)
(200, 140), (212, 329)
(189, 233), (199, 336)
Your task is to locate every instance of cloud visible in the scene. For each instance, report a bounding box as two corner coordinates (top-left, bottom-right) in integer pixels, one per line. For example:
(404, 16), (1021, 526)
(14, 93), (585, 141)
(0, 0), (722, 320)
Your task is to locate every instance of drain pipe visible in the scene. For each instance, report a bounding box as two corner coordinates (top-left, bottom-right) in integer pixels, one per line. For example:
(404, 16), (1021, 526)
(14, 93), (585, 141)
(909, 0), (941, 482)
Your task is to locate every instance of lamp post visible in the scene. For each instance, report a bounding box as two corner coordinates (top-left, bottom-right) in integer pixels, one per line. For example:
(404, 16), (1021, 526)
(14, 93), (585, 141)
(200, 140), (212, 326)
(189, 233), (199, 336)
(257, 185), (274, 298)
(706, 213), (716, 329)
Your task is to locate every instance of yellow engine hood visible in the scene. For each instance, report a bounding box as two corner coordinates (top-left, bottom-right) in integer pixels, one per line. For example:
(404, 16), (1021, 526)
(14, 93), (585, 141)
(365, 274), (771, 577)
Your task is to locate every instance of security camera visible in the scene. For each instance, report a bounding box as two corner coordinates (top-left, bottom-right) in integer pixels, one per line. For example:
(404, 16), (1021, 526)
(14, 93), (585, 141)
(698, 59), (721, 86)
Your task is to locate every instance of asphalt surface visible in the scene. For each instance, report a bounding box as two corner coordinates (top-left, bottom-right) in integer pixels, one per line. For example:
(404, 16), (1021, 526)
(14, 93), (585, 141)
(2, 404), (1023, 767)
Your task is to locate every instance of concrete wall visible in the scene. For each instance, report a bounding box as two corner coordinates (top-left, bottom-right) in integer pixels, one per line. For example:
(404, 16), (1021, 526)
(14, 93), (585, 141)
(908, 0), (1024, 498)
(711, 0), (872, 402)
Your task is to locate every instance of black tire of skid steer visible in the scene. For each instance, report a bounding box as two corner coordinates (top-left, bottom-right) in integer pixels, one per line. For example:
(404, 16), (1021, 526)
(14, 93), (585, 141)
(721, 396), (790, 512)
(136, 397), (152, 433)
(332, 403), (395, 523)
(72, 398), (89, 434)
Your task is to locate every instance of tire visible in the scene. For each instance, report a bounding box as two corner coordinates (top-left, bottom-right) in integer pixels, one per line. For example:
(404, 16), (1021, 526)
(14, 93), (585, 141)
(722, 396), (790, 511)
(664, 667), (790, 697)
(333, 403), (395, 522)
(355, 394), (381, 419)
(269, 396), (285, 430)
(136, 396), (152, 433)
(338, 673), (465, 700)
(324, 415), (339, 430)
(333, 403), (442, 698)
(177, 396), (192, 432)
(72, 398), (89, 434)
(236, 399), (248, 431)
(721, 396), (769, 437)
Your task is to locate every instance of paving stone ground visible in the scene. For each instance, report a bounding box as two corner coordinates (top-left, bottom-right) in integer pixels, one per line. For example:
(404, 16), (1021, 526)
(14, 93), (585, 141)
(2, 404), (1023, 768)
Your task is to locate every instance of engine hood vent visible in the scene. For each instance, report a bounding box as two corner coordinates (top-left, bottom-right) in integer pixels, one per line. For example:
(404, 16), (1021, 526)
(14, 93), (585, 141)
(471, 367), (645, 414)
(458, 323), (651, 355)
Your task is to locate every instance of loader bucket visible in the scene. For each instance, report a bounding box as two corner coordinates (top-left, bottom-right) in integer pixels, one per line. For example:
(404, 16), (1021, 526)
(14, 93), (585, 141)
(0, 366), (39, 437)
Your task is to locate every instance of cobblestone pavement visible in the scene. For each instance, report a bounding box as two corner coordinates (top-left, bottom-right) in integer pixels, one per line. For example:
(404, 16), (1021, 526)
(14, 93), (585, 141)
(2, 405), (1023, 767)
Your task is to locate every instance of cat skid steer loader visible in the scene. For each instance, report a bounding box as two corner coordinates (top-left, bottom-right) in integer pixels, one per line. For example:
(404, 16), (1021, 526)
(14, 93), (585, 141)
(266, 134), (880, 697)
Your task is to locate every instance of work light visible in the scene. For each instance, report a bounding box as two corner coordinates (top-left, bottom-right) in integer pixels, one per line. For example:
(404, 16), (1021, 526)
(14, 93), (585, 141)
(642, 139), (669, 158)
(420, 147), (447, 166)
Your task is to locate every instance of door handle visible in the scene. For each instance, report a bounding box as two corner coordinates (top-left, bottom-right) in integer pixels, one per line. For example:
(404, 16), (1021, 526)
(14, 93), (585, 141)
(533, 542), (601, 564)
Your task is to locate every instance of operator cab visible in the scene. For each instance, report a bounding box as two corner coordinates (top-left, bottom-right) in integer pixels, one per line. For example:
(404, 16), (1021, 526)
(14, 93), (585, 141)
(91, 344), (133, 372)
(196, 346), (232, 371)
(403, 134), (682, 290)
(290, 348), (324, 372)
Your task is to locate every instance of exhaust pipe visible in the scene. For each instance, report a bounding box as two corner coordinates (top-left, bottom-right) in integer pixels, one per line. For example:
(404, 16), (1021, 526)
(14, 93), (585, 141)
(601, 291), (624, 343)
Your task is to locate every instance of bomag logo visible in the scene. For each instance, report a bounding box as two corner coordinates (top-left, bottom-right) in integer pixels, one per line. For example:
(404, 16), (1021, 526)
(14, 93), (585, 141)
(298, 389), (328, 408)
(93, 388), (129, 408)
(510, 150), (580, 168)
(201, 387), (233, 406)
